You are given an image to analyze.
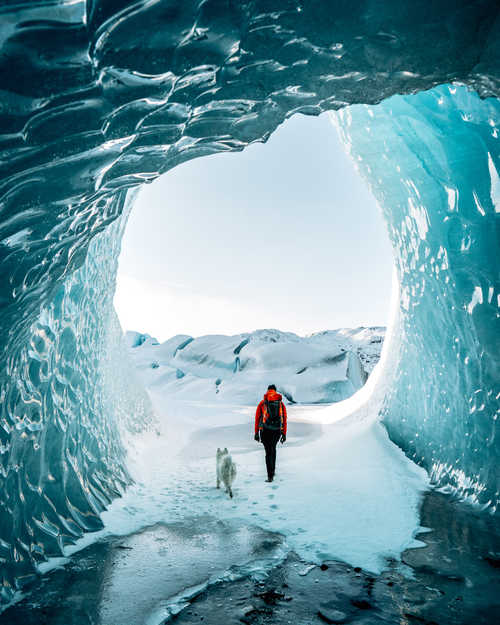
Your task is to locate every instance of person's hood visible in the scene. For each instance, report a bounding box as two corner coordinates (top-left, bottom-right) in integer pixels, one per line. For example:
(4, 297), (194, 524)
(264, 390), (282, 402)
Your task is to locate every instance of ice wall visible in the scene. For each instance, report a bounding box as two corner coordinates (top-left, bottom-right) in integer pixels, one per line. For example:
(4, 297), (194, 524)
(336, 85), (499, 511)
(0, 0), (499, 599)
(0, 193), (154, 599)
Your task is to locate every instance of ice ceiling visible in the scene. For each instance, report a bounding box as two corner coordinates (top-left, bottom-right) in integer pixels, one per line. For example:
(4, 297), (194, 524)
(0, 0), (499, 600)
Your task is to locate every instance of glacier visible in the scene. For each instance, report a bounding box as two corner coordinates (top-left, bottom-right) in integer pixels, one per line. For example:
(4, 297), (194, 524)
(335, 85), (500, 510)
(0, 0), (499, 601)
(124, 327), (384, 404)
(0, 194), (154, 599)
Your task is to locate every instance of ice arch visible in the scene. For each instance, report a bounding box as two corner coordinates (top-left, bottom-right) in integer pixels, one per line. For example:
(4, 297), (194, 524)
(0, 0), (498, 599)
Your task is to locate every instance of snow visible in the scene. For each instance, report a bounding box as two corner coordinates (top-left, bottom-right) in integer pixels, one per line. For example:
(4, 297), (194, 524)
(66, 395), (428, 575)
(126, 395), (429, 573)
(124, 327), (386, 405)
(64, 311), (429, 577)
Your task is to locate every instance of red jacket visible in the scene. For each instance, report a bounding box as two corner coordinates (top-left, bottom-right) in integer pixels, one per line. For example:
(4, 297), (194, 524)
(255, 390), (287, 435)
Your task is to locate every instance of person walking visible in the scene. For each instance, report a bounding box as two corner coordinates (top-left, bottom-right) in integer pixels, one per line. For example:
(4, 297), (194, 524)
(254, 384), (287, 482)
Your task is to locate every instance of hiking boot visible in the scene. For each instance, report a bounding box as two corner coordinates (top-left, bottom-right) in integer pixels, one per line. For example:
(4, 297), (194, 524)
(265, 477), (273, 482)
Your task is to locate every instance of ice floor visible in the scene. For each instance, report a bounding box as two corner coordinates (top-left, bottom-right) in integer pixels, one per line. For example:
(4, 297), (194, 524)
(63, 386), (429, 578)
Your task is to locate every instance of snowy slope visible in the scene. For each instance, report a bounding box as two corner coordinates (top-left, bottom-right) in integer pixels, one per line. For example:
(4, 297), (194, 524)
(311, 327), (386, 374)
(124, 328), (385, 405)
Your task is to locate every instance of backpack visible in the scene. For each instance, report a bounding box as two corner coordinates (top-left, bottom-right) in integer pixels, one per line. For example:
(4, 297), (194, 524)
(262, 400), (283, 431)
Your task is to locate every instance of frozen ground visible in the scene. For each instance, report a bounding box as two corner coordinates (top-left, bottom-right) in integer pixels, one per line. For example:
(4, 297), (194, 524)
(4, 490), (500, 625)
(120, 397), (428, 574)
(80, 321), (425, 577)
(25, 391), (428, 624)
(57, 333), (429, 585)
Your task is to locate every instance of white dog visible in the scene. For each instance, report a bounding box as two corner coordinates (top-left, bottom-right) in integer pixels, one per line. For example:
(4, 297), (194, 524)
(216, 447), (237, 498)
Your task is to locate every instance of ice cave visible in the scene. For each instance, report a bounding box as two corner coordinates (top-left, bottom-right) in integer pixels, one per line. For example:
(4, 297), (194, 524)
(0, 0), (499, 620)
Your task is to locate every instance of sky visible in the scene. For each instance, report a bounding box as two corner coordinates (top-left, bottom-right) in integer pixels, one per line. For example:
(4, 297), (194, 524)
(114, 112), (394, 341)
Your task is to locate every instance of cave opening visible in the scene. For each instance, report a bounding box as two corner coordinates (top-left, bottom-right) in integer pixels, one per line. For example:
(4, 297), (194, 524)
(0, 82), (497, 613)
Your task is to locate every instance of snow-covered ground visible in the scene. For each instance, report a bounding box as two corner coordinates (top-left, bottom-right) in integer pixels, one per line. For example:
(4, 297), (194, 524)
(116, 394), (429, 575)
(124, 327), (386, 405)
(58, 321), (429, 590)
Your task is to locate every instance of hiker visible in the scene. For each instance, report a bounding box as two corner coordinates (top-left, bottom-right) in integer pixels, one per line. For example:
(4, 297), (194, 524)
(254, 384), (287, 482)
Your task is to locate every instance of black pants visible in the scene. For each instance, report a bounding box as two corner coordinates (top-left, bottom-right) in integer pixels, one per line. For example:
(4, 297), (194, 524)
(260, 429), (281, 479)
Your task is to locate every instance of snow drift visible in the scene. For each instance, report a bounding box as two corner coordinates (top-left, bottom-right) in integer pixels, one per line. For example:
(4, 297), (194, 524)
(0, 0), (498, 599)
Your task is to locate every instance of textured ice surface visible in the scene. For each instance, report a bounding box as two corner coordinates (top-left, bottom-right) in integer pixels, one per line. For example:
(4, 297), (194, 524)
(0, 194), (154, 600)
(0, 0), (499, 600)
(124, 327), (385, 404)
(335, 85), (500, 512)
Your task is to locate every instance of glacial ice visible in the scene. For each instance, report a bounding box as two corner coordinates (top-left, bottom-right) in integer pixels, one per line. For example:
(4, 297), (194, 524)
(335, 84), (500, 511)
(0, 198), (154, 600)
(0, 0), (499, 600)
(124, 328), (384, 404)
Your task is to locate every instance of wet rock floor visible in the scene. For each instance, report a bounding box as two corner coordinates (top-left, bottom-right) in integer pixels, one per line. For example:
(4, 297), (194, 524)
(1, 491), (499, 625)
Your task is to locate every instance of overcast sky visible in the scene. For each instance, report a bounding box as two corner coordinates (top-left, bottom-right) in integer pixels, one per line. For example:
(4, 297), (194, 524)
(114, 112), (394, 341)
